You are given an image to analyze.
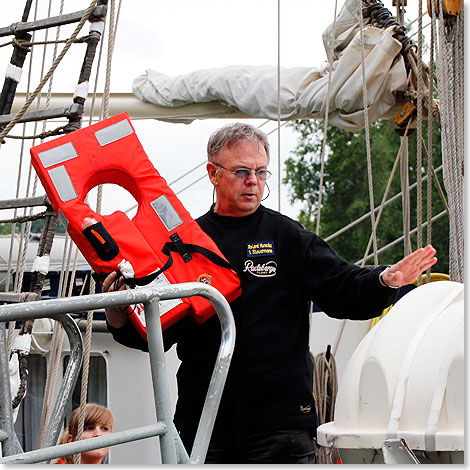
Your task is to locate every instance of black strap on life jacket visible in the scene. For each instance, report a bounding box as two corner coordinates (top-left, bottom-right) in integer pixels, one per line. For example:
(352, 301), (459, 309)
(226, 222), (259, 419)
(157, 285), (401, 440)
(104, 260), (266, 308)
(126, 233), (234, 288)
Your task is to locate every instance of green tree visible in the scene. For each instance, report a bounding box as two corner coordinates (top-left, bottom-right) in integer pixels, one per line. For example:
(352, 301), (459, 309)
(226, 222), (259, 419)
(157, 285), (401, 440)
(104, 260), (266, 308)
(0, 218), (66, 235)
(284, 119), (449, 273)
(0, 223), (14, 234)
(29, 218), (66, 234)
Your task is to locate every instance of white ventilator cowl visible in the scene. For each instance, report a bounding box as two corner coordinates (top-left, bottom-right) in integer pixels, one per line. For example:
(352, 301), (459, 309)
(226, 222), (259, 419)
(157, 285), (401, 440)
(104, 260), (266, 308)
(317, 281), (464, 464)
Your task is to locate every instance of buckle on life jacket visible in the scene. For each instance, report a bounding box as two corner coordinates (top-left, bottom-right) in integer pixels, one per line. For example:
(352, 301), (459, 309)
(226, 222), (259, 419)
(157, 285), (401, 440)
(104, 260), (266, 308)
(170, 232), (192, 263)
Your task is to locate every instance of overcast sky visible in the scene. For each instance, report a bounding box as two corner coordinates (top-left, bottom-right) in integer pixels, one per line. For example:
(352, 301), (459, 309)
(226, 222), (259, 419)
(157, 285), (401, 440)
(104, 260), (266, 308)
(0, 0), (422, 221)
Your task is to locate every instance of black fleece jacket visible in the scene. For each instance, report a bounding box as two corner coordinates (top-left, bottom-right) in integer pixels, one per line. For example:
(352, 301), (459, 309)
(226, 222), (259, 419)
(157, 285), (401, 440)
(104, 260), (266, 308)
(108, 205), (397, 436)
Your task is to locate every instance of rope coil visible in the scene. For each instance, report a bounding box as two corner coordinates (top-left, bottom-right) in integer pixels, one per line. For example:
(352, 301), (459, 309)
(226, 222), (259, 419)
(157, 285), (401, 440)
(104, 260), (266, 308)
(313, 349), (340, 464)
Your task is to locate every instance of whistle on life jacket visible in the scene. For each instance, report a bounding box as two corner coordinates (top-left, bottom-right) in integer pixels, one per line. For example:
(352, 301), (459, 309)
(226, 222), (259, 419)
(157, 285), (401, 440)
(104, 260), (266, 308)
(82, 221), (119, 261)
(30, 112), (241, 338)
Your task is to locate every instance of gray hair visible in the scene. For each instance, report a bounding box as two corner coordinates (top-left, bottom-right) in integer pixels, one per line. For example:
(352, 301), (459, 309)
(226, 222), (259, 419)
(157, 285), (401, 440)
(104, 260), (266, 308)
(207, 122), (270, 163)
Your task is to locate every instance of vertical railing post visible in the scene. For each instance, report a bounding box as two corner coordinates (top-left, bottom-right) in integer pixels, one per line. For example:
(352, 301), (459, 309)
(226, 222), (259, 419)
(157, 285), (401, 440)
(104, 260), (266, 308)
(0, 322), (23, 456)
(143, 298), (178, 464)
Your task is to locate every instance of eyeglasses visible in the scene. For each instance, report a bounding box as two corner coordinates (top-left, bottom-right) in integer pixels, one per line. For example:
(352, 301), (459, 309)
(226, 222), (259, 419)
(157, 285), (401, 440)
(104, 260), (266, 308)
(215, 164), (271, 181)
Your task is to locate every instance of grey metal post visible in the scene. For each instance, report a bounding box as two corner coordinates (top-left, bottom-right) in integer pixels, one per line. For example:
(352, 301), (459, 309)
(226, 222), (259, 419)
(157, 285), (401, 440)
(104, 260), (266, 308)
(0, 322), (22, 456)
(41, 314), (83, 449)
(182, 286), (235, 464)
(144, 298), (178, 464)
(151, 283), (236, 463)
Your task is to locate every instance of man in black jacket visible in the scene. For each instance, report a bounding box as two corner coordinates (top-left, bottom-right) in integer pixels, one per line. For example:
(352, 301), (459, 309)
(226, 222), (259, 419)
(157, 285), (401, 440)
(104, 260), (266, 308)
(104, 123), (437, 464)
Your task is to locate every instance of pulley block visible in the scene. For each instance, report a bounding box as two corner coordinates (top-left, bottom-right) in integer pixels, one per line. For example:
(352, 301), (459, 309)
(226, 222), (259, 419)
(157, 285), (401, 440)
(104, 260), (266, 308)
(427, 0), (462, 17)
(394, 101), (416, 128)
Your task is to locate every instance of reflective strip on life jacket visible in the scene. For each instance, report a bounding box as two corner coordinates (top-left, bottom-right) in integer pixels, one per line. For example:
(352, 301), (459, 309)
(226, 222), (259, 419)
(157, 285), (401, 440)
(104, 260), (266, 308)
(47, 165), (78, 202)
(31, 112), (241, 337)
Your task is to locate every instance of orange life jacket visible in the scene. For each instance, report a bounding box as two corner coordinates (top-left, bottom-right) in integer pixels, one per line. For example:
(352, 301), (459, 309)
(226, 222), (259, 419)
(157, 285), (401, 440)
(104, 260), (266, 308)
(30, 112), (241, 338)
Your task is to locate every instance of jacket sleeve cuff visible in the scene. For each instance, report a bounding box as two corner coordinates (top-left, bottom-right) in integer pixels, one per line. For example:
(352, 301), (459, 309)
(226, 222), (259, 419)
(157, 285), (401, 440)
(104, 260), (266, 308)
(378, 266), (399, 289)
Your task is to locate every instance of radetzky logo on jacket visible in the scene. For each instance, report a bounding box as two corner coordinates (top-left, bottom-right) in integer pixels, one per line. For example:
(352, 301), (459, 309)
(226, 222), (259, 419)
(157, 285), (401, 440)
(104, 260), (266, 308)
(243, 259), (277, 277)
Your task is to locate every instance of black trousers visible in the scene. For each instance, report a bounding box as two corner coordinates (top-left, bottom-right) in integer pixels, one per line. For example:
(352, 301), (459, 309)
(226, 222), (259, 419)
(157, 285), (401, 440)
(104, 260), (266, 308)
(179, 425), (318, 464)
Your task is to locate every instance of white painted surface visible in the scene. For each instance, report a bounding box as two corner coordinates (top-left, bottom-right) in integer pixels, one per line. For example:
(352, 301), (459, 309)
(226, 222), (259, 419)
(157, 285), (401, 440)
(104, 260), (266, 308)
(317, 281), (464, 455)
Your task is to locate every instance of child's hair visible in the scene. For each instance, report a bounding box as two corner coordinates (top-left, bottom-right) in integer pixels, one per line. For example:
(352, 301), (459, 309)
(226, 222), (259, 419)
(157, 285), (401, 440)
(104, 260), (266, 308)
(58, 403), (114, 464)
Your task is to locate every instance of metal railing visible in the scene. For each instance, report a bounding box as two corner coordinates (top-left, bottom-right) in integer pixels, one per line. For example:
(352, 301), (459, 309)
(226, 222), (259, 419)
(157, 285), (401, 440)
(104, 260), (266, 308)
(0, 282), (235, 464)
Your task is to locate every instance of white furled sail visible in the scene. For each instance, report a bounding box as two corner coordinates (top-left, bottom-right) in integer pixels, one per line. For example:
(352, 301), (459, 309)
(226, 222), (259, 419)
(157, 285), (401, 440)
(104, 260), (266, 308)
(132, 0), (407, 131)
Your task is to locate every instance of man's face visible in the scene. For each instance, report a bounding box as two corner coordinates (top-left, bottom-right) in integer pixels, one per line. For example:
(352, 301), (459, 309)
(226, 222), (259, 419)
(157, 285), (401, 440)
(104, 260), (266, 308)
(208, 140), (269, 217)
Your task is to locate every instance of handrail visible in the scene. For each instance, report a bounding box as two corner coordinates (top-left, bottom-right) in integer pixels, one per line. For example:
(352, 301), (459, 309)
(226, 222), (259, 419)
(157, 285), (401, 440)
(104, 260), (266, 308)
(0, 282), (235, 464)
(0, 424), (166, 464)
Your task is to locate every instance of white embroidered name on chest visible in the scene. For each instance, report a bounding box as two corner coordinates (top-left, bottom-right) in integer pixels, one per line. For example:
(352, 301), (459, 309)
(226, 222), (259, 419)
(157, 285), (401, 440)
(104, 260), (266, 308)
(243, 259), (277, 277)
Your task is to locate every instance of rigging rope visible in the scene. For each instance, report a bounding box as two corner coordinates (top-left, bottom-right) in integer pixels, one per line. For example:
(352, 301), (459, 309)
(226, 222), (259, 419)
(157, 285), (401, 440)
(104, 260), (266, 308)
(86, 1), (108, 127)
(358, 0), (378, 265)
(425, 7), (436, 284)
(315, 0), (338, 235)
(416, 0), (425, 286)
(0, 35), (93, 50)
(431, 0), (464, 282)
(4, 125), (69, 140)
(451, 7), (464, 281)
(100, 0), (116, 120)
(401, 134), (412, 256)
(360, 122), (413, 266)
(0, 210), (46, 225)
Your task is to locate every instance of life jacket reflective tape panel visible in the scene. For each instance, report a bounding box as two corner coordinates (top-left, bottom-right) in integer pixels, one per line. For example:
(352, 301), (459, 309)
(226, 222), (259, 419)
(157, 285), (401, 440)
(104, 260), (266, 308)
(30, 112), (241, 338)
